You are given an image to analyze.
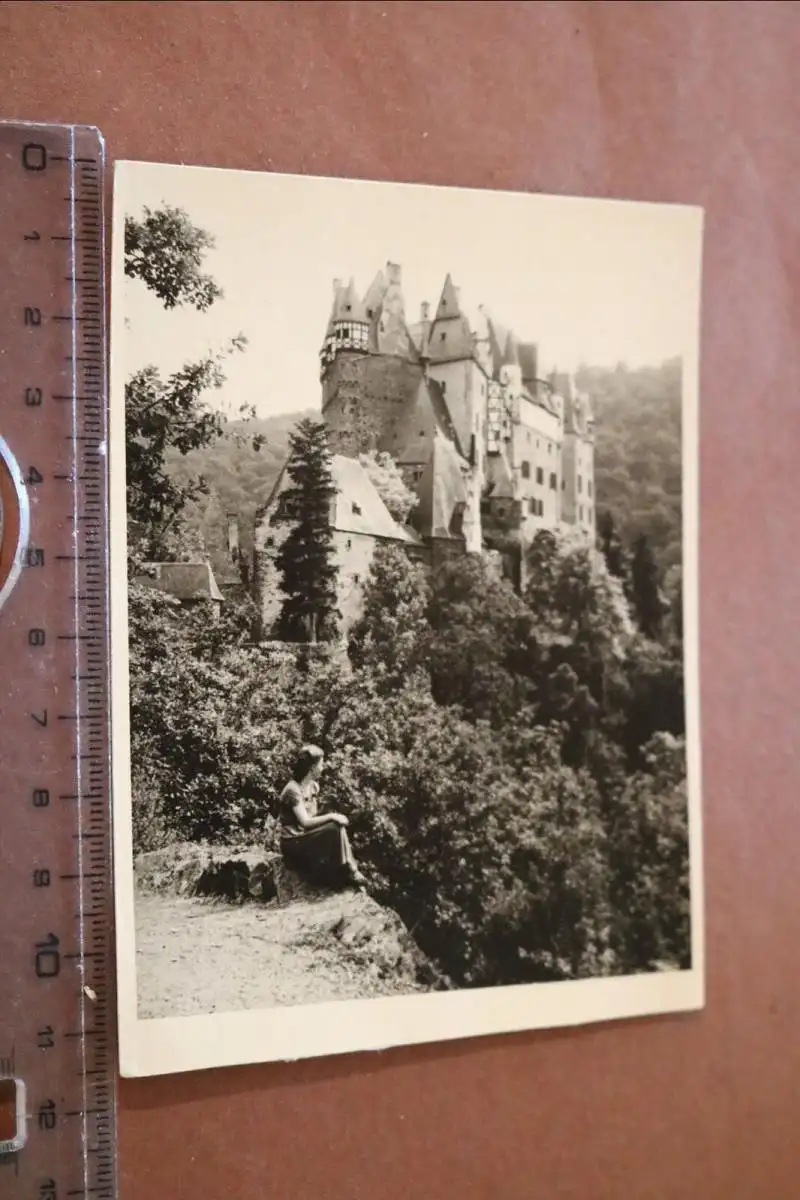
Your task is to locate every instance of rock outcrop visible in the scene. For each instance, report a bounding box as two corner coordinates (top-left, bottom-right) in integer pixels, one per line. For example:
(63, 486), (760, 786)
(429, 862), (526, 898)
(134, 842), (447, 1009)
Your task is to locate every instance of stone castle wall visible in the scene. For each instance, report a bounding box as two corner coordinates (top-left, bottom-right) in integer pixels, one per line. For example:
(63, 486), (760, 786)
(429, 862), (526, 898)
(323, 352), (424, 457)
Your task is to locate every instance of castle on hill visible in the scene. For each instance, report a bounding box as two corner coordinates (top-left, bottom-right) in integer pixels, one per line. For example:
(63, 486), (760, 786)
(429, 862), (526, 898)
(254, 262), (596, 639)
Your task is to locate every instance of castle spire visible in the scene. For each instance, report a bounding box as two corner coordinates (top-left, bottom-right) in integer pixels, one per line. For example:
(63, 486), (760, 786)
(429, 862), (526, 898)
(435, 273), (462, 321)
(428, 273), (476, 363)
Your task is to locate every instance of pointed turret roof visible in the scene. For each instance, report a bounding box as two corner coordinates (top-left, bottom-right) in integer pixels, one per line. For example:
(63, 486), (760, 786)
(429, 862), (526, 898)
(428, 274), (476, 363)
(435, 273), (462, 321)
(362, 269), (387, 318)
(335, 277), (368, 323)
(325, 278), (369, 336)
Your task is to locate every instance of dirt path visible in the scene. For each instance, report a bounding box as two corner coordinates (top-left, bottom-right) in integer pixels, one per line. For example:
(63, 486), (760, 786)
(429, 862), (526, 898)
(135, 891), (426, 1020)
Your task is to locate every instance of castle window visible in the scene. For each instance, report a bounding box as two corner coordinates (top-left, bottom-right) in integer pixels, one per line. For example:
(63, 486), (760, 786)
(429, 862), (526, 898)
(588, 480), (593, 498)
(561, 478), (565, 490)
(520, 461), (530, 480)
(352, 502), (362, 516)
(579, 505), (584, 522)
(346, 538), (352, 550)
(529, 497), (536, 514)
(578, 475), (583, 493)
(549, 472), (557, 490)
(535, 466), (544, 485)
(440, 331), (446, 341)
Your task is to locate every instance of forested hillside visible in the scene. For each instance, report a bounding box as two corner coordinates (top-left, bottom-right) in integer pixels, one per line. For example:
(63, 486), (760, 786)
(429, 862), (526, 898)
(578, 358), (682, 575)
(165, 408), (317, 575)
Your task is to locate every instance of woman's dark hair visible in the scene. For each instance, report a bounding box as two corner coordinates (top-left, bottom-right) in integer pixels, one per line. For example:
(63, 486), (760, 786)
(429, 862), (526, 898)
(291, 744), (324, 783)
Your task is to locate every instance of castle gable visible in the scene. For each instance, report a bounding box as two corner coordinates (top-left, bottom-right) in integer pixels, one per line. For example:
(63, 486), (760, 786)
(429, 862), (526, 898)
(257, 453), (414, 545)
(391, 376), (463, 465)
(413, 433), (469, 541)
(329, 455), (417, 543)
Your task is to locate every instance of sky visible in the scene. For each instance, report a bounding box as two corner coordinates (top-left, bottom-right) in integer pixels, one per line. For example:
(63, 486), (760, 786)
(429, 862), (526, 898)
(115, 161), (703, 422)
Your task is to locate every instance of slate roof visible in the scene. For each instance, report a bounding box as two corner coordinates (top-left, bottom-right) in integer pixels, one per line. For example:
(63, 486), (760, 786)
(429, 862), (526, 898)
(362, 269), (387, 318)
(414, 433), (469, 540)
(427, 274), (477, 363)
(326, 277), (369, 331)
(137, 561), (225, 602)
(329, 455), (418, 542)
(259, 453), (416, 544)
(392, 376), (463, 464)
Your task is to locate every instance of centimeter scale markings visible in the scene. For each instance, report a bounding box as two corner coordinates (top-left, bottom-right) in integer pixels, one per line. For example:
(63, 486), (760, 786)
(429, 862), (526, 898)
(0, 124), (116, 1200)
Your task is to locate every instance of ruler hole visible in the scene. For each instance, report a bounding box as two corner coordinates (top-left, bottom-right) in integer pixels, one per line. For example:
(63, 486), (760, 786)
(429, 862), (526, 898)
(0, 436), (28, 614)
(0, 1076), (26, 1153)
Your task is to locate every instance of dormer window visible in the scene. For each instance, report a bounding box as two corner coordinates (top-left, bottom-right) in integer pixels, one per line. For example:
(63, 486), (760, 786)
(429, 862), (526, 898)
(352, 502), (362, 516)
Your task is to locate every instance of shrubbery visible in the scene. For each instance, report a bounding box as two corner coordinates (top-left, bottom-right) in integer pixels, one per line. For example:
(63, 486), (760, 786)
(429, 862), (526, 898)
(129, 534), (690, 987)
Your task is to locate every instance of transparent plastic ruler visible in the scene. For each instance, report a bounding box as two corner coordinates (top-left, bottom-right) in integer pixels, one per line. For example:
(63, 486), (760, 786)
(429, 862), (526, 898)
(0, 121), (116, 1200)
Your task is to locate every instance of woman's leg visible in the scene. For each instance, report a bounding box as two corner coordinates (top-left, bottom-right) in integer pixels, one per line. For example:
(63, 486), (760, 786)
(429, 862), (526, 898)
(338, 828), (366, 886)
(339, 827), (357, 869)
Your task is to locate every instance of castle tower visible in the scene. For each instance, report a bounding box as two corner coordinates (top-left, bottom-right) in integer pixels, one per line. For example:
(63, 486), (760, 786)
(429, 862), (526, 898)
(320, 277), (370, 394)
(321, 265), (424, 458)
(556, 371), (595, 537)
(426, 275), (489, 553)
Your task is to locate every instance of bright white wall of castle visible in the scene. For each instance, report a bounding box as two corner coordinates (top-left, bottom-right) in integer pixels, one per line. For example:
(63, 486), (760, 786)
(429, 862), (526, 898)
(511, 397), (564, 537)
(561, 434), (595, 534)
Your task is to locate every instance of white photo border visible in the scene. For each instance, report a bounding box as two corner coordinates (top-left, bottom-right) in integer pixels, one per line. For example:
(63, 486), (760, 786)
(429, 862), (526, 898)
(110, 161), (705, 1078)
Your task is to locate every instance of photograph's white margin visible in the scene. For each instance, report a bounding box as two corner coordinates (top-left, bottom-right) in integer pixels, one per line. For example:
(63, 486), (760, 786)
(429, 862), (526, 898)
(110, 161), (705, 1078)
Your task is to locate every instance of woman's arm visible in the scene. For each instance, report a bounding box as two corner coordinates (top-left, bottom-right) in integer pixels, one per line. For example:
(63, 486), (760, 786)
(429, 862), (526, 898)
(291, 799), (347, 831)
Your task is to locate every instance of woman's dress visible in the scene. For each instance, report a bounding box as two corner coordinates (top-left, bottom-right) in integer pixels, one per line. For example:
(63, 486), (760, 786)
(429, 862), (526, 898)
(278, 779), (355, 886)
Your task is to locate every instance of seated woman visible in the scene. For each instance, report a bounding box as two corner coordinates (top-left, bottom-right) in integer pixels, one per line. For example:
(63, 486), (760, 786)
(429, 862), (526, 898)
(278, 744), (366, 891)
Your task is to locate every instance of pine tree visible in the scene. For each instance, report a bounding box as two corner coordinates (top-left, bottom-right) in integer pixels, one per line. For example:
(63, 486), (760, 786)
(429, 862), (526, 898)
(630, 533), (663, 639)
(597, 510), (629, 587)
(272, 419), (340, 643)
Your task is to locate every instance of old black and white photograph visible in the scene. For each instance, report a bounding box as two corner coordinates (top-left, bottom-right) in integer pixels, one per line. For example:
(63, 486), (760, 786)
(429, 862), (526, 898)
(110, 162), (703, 1076)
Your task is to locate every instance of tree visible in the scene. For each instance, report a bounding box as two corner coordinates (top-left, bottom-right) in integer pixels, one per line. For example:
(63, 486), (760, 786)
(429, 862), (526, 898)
(597, 509), (629, 588)
(427, 554), (532, 725)
(125, 205), (222, 311)
(124, 206), (262, 561)
(348, 543), (430, 686)
(125, 340), (246, 558)
(272, 418), (340, 643)
(630, 533), (664, 639)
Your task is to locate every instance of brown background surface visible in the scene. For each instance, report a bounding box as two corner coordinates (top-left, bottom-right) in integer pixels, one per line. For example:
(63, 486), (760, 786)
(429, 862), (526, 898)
(2, 1), (799, 1196)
